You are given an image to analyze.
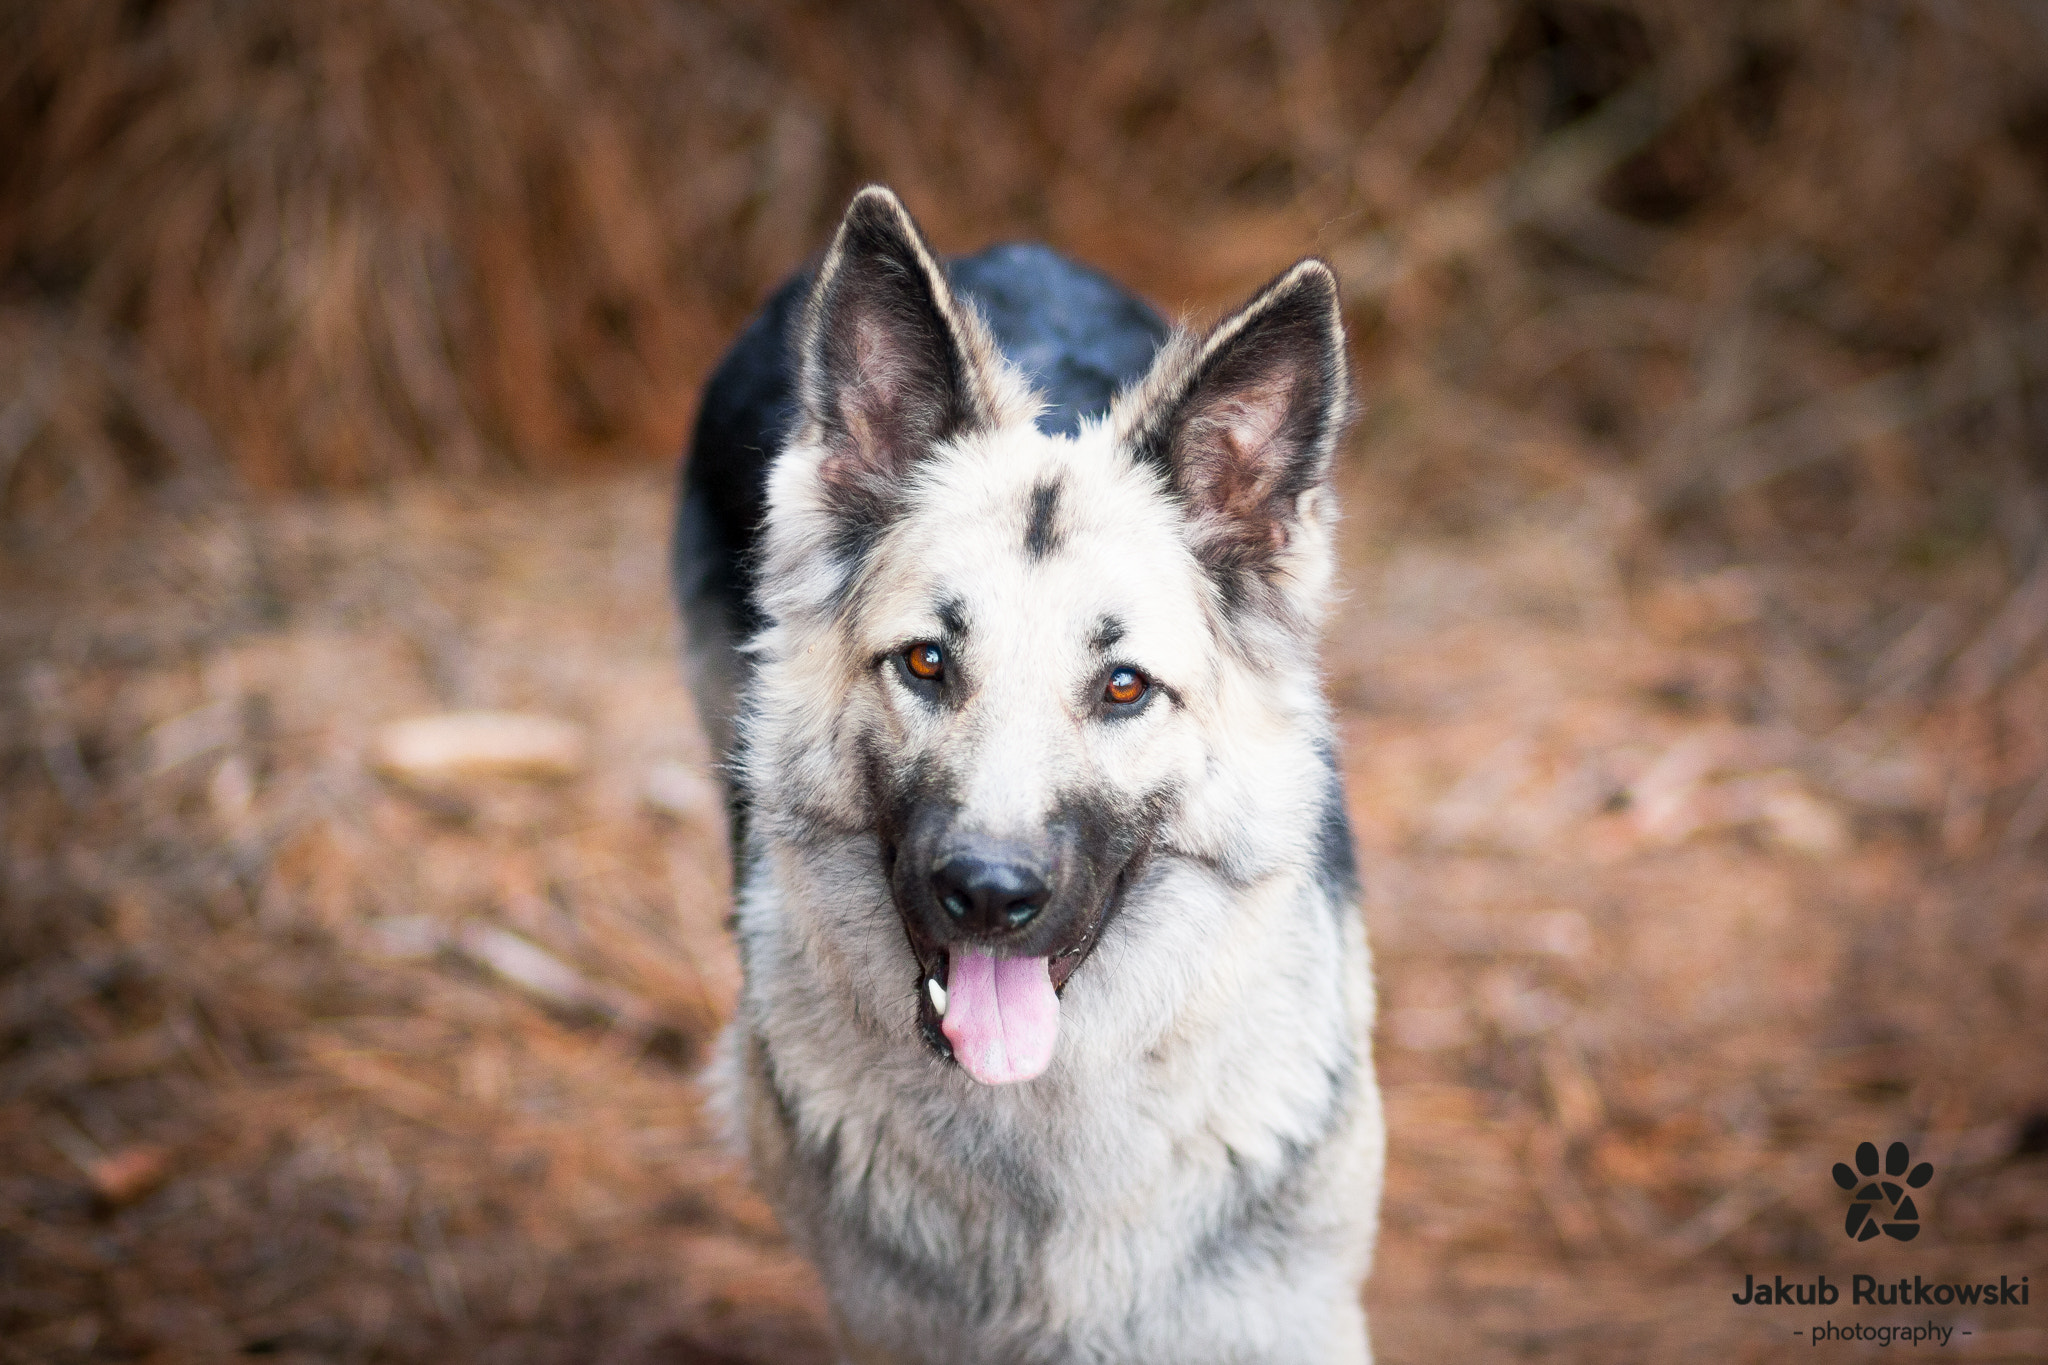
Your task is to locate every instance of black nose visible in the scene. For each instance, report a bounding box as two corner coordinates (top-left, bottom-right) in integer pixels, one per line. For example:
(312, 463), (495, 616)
(931, 853), (1046, 934)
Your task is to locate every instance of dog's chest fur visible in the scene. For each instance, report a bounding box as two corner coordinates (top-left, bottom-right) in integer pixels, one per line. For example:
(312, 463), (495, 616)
(722, 857), (1379, 1362)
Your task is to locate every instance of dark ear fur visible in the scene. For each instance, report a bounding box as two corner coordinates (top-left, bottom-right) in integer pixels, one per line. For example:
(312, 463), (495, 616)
(798, 187), (991, 547)
(1122, 260), (1349, 606)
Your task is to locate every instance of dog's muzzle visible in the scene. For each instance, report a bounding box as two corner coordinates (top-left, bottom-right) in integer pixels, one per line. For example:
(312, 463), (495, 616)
(886, 813), (1137, 1086)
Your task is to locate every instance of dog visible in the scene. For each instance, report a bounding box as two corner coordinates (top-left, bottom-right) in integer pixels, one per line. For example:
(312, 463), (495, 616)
(673, 186), (1383, 1364)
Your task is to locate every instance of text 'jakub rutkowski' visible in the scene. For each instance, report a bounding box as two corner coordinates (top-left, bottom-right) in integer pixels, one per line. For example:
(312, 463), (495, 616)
(1734, 1274), (2029, 1306)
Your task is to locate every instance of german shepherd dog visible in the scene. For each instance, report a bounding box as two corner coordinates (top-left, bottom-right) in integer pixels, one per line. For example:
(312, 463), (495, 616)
(673, 187), (1382, 1364)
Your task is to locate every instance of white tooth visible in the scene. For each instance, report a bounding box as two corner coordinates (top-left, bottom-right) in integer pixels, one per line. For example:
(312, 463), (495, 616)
(928, 977), (948, 1016)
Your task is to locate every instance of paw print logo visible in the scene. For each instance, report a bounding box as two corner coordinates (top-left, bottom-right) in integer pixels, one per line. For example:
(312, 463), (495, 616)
(1833, 1141), (1933, 1242)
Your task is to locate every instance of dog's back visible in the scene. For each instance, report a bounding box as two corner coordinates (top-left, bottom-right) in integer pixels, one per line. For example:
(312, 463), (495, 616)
(673, 244), (1170, 766)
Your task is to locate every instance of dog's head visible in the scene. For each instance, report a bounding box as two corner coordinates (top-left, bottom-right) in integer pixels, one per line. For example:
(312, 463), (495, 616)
(744, 187), (1350, 1085)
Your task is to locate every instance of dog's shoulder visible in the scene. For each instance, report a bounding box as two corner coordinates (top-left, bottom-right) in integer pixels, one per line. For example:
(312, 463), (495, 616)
(673, 267), (813, 642)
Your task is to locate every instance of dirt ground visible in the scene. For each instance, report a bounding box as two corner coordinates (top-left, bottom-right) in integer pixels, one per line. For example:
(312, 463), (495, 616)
(2, 449), (2044, 1364)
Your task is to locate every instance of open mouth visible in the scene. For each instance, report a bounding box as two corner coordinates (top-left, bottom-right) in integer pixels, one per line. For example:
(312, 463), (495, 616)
(904, 873), (1125, 1087)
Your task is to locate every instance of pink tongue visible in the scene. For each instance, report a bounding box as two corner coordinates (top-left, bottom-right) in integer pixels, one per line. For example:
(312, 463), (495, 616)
(940, 948), (1059, 1085)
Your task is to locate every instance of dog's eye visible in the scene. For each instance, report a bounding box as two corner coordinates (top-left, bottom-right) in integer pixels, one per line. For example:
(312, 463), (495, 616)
(904, 642), (945, 682)
(1103, 667), (1148, 706)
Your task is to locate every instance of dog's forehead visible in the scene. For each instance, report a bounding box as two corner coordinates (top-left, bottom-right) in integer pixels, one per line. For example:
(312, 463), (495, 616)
(862, 423), (1211, 653)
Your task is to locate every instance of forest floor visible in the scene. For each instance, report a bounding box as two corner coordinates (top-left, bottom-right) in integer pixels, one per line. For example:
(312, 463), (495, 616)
(2, 461), (2044, 1364)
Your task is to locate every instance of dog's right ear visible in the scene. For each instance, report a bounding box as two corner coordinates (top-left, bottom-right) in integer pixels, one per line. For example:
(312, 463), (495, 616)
(796, 188), (1001, 531)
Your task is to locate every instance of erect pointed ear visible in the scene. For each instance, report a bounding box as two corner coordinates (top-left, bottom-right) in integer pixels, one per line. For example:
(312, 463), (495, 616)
(1112, 260), (1350, 618)
(796, 187), (1010, 538)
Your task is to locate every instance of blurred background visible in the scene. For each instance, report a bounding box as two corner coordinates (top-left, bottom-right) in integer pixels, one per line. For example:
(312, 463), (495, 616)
(3, 2), (2046, 1360)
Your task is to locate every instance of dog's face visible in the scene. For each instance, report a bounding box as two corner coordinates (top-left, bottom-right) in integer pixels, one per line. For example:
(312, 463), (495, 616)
(746, 188), (1348, 1085)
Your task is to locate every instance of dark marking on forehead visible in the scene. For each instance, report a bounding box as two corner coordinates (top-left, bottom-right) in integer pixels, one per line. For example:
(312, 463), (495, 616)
(1024, 479), (1063, 560)
(1090, 615), (1125, 652)
(937, 597), (967, 636)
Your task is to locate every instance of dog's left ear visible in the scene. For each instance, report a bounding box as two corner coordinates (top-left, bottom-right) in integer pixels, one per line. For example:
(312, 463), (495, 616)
(1114, 260), (1349, 621)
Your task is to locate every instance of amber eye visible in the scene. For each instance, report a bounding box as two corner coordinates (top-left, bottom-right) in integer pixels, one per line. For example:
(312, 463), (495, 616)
(1104, 666), (1148, 705)
(904, 642), (945, 682)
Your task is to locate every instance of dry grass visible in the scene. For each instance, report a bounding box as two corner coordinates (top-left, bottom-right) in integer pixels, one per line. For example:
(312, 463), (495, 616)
(3, 1), (2048, 1361)
(5, 2), (2047, 496)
